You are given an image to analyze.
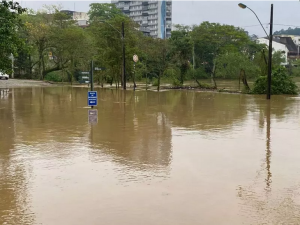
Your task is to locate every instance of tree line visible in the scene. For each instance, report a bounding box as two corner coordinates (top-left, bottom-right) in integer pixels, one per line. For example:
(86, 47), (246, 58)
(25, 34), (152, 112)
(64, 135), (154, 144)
(1, 1), (298, 94)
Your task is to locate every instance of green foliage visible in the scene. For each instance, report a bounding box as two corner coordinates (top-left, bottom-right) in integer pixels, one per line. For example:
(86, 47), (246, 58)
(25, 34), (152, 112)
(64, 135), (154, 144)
(252, 67), (298, 95)
(45, 70), (68, 82)
(152, 78), (159, 86)
(0, 0), (26, 73)
(21, 6), (94, 80)
(191, 21), (250, 75)
(88, 3), (123, 22)
(169, 25), (192, 84)
(216, 52), (259, 79)
(274, 27), (300, 36)
(186, 67), (209, 80)
(292, 66), (300, 77)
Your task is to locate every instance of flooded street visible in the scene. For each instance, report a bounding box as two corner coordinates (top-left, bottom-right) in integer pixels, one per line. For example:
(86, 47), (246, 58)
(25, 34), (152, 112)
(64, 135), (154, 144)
(1, 87), (300, 225)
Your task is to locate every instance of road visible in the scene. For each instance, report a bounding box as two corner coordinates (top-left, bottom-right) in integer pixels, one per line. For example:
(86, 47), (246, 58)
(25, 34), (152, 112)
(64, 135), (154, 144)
(0, 79), (53, 88)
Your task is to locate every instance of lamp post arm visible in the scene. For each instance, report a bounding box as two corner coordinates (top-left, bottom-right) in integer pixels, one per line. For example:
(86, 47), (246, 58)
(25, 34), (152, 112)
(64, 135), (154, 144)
(247, 7), (269, 38)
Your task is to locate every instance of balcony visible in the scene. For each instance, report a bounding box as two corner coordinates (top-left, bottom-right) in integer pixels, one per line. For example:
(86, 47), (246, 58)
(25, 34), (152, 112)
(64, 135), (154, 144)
(142, 1), (149, 6)
(131, 12), (142, 16)
(148, 5), (158, 9)
(123, 6), (130, 12)
(142, 20), (148, 25)
(140, 27), (150, 33)
(142, 6), (148, 11)
(166, 1), (171, 5)
(130, 7), (142, 11)
(149, 26), (157, 31)
(148, 15), (158, 20)
(148, 10), (157, 15)
(130, 1), (142, 6)
(142, 11), (148, 16)
(148, 21), (158, 26)
(150, 32), (157, 36)
(133, 17), (143, 22)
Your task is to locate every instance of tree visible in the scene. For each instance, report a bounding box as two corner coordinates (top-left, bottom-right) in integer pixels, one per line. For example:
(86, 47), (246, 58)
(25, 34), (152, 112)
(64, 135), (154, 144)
(0, 0), (26, 73)
(252, 67), (298, 95)
(216, 52), (258, 79)
(88, 3), (123, 22)
(191, 22), (250, 87)
(274, 27), (300, 36)
(88, 4), (141, 88)
(169, 25), (192, 85)
(21, 5), (94, 80)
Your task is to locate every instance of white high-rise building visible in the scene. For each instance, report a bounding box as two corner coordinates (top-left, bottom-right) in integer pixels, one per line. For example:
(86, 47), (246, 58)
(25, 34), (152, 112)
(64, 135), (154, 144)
(112, 0), (172, 39)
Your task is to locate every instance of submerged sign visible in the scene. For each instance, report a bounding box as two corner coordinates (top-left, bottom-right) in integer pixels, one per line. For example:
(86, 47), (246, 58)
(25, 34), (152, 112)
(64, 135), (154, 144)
(88, 109), (98, 124)
(88, 91), (97, 107)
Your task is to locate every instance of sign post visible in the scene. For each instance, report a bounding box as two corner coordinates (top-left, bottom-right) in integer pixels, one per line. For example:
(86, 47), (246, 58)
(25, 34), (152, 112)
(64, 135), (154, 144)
(133, 54), (138, 91)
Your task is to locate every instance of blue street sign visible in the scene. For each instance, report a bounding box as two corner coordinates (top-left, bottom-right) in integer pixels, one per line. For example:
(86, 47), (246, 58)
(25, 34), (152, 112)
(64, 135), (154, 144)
(88, 91), (97, 106)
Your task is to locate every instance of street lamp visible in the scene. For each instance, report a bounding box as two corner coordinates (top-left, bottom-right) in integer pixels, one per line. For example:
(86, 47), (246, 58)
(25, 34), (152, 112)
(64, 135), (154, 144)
(100, 20), (126, 90)
(239, 3), (273, 100)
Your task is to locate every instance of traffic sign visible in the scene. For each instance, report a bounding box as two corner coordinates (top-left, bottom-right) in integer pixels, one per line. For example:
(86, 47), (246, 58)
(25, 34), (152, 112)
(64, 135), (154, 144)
(80, 71), (90, 75)
(88, 109), (98, 124)
(88, 91), (98, 107)
(133, 54), (139, 62)
(94, 67), (106, 71)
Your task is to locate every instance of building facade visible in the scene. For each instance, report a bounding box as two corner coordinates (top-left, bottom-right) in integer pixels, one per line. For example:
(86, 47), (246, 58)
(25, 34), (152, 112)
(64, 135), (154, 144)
(112, 0), (172, 39)
(257, 38), (288, 65)
(257, 35), (300, 64)
(60, 10), (89, 27)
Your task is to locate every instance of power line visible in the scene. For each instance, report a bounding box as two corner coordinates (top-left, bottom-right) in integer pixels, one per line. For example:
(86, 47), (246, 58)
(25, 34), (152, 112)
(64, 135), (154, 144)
(273, 24), (300, 28)
(240, 23), (300, 28)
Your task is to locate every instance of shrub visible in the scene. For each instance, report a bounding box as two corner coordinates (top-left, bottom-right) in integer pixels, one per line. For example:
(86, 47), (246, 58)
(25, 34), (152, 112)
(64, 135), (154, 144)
(172, 78), (182, 87)
(252, 67), (298, 95)
(186, 68), (210, 80)
(152, 78), (158, 86)
(45, 71), (67, 82)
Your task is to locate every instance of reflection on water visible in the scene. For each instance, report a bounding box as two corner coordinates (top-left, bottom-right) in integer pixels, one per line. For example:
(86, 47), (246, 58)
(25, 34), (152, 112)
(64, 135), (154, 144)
(0, 87), (300, 224)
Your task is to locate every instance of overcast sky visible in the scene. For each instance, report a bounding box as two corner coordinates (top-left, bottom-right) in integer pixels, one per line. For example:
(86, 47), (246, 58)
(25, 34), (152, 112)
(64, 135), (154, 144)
(20, 1), (300, 37)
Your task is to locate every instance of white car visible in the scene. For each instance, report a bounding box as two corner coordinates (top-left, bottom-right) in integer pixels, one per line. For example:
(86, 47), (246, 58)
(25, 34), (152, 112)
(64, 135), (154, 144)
(0, 72), (9, 80)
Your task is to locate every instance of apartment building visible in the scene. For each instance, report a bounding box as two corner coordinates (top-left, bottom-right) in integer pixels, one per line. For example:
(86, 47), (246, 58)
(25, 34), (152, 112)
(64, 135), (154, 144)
(112, 0), (172, 39)
(60, 10), (89, 26)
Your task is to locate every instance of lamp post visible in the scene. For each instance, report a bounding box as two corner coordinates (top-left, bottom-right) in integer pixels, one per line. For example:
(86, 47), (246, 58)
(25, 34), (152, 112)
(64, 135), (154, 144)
(100, 20), (126, 90)
(238, 3), (273, 100)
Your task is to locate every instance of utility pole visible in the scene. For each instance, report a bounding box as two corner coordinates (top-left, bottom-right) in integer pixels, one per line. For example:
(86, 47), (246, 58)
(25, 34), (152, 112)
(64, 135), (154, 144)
(10, 53), (14, 79)
(90, 60), (94, 108)
(122, 22), (126, 90)
(267, 4), (273, 100)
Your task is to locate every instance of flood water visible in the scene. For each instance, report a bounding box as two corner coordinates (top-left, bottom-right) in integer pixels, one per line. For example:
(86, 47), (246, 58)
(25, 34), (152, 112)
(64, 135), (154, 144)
(1, 87), (300, 225)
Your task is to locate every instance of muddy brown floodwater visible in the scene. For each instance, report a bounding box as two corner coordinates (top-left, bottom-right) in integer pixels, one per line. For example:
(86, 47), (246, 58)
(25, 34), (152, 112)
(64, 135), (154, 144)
(1, 87), (300, 225)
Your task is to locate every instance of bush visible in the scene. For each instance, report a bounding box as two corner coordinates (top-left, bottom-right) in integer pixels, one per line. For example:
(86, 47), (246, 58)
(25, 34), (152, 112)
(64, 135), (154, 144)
(187, 67), (210, 80)
(291, 66), (300, 77)
(45, 71), (68, 82)
(172, 78), (182, 87)
(152, 78), (158, 86)
(252, 67), (298, 95)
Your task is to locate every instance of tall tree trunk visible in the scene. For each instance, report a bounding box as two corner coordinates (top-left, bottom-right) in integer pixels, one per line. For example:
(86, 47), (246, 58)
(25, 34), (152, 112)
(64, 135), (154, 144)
(240, 69), (250, 91)
(41, 51), (45, 80)
(28, 54), (32, 79)
(157, 74), (161, 92)
(211, 59), (217, 88)
(70, 57), (74, 85)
